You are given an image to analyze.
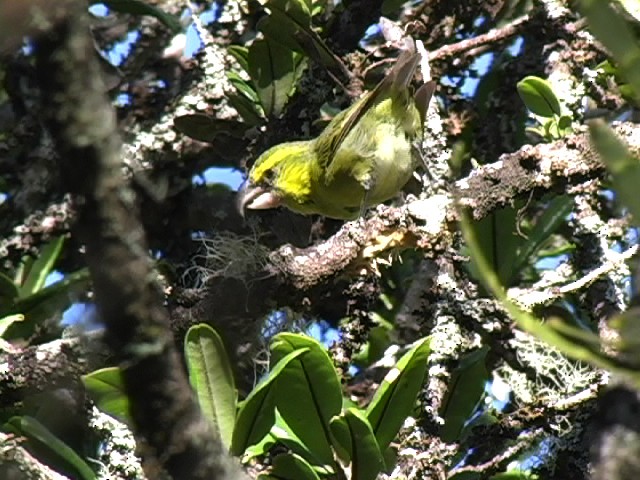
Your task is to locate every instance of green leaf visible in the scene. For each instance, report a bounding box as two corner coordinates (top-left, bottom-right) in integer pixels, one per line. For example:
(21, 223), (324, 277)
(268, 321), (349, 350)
(261, 452), (321, 480)
(227, 93), (266, 126)
(0, 314), (24, 338)
(516, 76), (562, 118)
(227, 71), (262, 104)
(82, 367), (131, 425)
(231, 348), (308, 456)
(365, 337), (431, 450)
(257, 11), (306, 54)
(6, 416), (96, 480)
(268, 0), (312, 25)
(242, 432), (276, 461)
(589, 120), (640, 227)
(440, 347), (489, 442)
(19, 236), (64, 297)
(557, 115), (573, 136)
(471, 206), (519, 287)
(353, 323), (392, 369)
(330, 409), (384, 480)
(381, 0), (409, 15)
(4, 268), (91, 340)
(184, 324), (237, 449)
(269, 409), (322, 467)
(608, 307), (640, 360)
(508, 195), (574, 282)
(459, 205), (640, 382)
(248, 38), (299, 118)
(579, 0), (640, 103)
(270, 333), (342, 467)
(228, 45), (251, 73)
(0, 272), (19, 301)
(98, 0), (182, 33)
(258, 0), (344, 74)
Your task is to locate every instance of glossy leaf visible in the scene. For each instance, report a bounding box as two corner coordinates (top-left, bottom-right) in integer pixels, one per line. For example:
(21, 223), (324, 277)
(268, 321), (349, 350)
(589, 120), (640, 227)
(242, 432), (276, 461)
(231, 348), (308, 456)
(99, 0), (182, 33)
(248, 38), (299, 117)
(517, 76), (562, 118)
(270, 333), (342, 466)
(330, 408), (384, 480)
(227, 93), (265, 126)
(6, 416), (96, 480)
(0, 272), (19, 301)
(257, 11), (306, 54)
(228, 45), (250, 73)
(82, 367), (131, 425)
(470, 206), (519, 287)
(366, 337), (431, 450)
(268, 0), (312, 24)
(258, 0), (344, 74)
(460, 208), (640, 382)
(269, 409), (322, 467)
(507, 195), (574, 282)
(184, 323), (237, 449)
(579, 0), (640, 103)
(4, 268), (91, 340)
(0, 314), (23, 338)
(228, 71), (261, 104)
(381, 0), (408, 15)
(440, 347), (489, 442)
(261, 452), (321, 480)
(19, 236), (64, 297)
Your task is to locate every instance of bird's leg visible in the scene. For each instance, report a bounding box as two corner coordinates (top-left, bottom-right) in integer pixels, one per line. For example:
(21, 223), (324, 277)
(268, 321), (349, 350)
(358, 189), (371, 219)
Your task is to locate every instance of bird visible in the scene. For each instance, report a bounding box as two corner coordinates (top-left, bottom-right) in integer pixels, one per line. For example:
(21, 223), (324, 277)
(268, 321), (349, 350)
(237, 40), (436, 220)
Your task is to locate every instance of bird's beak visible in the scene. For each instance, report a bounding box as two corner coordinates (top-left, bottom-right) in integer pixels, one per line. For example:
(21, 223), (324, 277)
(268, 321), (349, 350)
(237, 180), (282, 217)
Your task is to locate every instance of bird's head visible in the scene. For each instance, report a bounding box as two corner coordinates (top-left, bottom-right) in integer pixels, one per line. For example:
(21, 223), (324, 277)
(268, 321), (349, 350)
(237, 141), (314, 216)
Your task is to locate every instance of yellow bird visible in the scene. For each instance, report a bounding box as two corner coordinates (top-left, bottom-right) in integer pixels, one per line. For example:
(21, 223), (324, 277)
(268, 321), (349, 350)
(238, 41), (436, 220)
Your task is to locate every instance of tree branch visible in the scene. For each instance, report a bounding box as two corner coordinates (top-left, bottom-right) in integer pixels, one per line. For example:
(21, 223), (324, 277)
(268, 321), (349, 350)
(32, 4), (247, 479)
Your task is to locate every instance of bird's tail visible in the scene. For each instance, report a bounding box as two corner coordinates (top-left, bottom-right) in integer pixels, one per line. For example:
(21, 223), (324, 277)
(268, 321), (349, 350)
(389, 38), (421, 94)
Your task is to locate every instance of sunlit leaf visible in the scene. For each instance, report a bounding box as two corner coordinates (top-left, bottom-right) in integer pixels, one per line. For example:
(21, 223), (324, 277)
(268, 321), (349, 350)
(82, 367), (131, 425)
(517, 76), (562, 118)
(261, 452), (321, 480)
(330, 408), (384, 480)
(589, 120), (640, 226)
(99, 0), (182, 33)
(579, 0), (640, 102)
(6, 416), (96, 480)
(248, 38), (299, 117)
(440, 347), (489, 442)
(231, 348), (308, 456)
(270, 333), (342, 466)
(19, 236), (64, 297)
(228, 45), (250, 73)
(4, 268), (91, 340)
(184, 323), (237, 449)
(366, 337), (431, 450)
(507, 195), (574, 283)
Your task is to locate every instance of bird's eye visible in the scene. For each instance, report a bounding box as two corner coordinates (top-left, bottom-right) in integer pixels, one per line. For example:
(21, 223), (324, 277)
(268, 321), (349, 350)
(263, 169), (276, 184)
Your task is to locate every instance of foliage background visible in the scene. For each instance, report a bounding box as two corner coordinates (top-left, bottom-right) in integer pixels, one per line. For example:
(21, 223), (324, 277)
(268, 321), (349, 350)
(2, 0), (640, 479)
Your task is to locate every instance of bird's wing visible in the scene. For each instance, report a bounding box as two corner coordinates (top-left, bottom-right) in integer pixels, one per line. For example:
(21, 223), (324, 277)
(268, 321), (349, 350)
(414, 80), (437, 127)
(315, 42), (422, 169)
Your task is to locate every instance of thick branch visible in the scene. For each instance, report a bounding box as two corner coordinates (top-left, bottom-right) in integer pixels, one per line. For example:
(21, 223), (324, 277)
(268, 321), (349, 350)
(32, 5), (247, 479)
(270, 122), (631, 289)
